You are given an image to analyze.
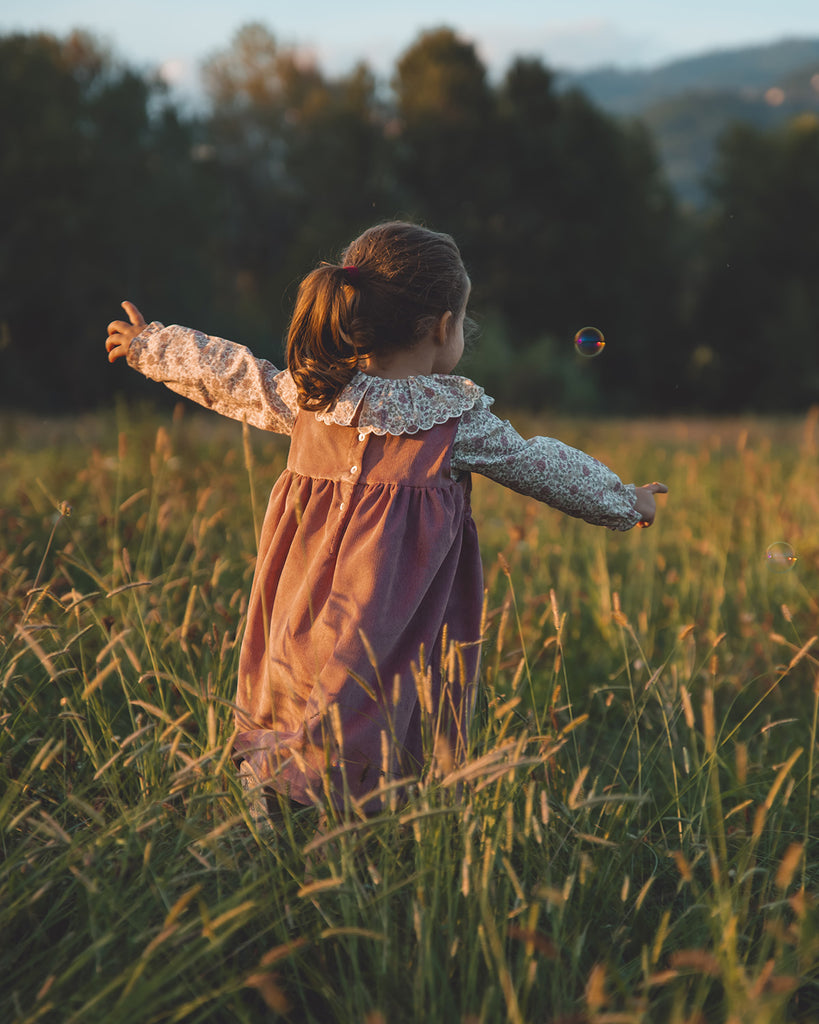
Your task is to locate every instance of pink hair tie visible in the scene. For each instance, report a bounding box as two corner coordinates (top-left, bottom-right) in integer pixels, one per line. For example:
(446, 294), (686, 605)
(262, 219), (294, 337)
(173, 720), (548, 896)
(343, 265), (360, 285)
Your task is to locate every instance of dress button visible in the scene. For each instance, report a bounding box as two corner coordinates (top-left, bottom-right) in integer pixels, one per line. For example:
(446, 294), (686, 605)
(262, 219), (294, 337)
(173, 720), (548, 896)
(358, 432), (366, 442)
(350, 465), (358, 474)
(339, 502), (345, 512)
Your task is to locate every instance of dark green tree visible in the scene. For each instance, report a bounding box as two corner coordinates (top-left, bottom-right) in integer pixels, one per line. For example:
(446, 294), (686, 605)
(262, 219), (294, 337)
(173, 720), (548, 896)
(468, 57), (685, 410)
(690, 115), (819, 410)
(390, 28), (497, 284)
(0, 31), (213, 410)
(200, 23), (397, 355)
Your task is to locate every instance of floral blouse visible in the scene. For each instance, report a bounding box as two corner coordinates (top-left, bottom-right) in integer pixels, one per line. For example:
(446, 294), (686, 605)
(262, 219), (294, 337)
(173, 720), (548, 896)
(127, 323), (640, 531)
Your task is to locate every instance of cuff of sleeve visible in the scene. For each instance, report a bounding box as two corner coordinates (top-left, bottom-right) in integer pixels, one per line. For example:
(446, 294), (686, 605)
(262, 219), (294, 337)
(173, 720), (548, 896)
(126, 322), (164, 370)
(619, 483), (641, 531)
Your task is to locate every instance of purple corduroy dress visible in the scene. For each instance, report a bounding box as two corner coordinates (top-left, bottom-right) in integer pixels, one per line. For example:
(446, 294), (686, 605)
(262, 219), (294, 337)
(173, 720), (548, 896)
(232, 411), (484, 808)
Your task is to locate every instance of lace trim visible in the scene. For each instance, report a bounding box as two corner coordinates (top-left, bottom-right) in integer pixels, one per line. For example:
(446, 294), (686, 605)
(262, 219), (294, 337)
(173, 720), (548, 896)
(314, 371), (492, 436)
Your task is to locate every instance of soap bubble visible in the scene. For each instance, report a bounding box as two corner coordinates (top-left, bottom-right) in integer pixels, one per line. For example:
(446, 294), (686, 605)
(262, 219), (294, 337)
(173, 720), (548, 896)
(766, 542), (797, 573)
(574, 326), (605, 358)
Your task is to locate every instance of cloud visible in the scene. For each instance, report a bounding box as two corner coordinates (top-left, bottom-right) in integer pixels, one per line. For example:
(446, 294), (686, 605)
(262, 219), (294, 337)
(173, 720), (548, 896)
(158, 58), (190, 85)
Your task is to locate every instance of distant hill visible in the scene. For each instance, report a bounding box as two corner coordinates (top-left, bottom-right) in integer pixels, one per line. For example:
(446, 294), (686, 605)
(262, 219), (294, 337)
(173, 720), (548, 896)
(559, 37), (819, 114)
(558, 38), (819, 205)
(640, 75), (819, 204)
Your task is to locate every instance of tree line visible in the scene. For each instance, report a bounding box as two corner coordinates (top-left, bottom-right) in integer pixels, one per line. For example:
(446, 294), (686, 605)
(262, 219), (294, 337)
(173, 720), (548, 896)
(1, 24), (817, 415)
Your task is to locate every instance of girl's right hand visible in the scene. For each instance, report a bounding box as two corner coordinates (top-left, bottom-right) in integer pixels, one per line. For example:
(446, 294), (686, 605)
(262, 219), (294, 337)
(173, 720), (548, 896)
(634, 481), (668, 528)
(106, 301), (146, 362)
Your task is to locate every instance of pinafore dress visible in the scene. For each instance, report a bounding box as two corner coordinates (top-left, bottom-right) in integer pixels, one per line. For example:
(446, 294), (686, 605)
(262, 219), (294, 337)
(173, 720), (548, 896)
(232, 409), (484, 809)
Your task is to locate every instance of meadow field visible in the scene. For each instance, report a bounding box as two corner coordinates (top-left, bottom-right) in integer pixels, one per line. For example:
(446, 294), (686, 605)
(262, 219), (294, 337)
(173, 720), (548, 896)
(1, 404), (817, 1023)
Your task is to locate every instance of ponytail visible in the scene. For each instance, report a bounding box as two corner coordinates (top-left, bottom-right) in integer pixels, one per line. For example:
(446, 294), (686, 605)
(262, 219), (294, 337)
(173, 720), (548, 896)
(287, 264), (364, 412)
(287, 222), (470, 411)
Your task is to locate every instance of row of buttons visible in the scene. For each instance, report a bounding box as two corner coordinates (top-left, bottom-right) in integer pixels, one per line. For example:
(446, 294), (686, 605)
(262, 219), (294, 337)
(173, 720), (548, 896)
(340, 434), (367, 510)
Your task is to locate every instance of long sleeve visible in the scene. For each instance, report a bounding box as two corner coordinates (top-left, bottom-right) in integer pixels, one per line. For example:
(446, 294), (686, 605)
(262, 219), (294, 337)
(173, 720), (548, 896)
(452, 401), (640, 531)
(126, 323), (299, 434)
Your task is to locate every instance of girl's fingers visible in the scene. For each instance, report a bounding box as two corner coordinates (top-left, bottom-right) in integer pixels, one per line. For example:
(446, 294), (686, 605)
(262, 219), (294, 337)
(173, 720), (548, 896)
(121, 300), (146, 328)
(106, 302), (146, 363)
(105, 335), (126, 353)
(635, 482), (665, 528)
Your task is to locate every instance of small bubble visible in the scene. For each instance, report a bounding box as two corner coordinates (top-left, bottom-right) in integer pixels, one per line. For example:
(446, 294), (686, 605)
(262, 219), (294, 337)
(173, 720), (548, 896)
(766, 542), (797, 573)
(574, 326), (605, 358)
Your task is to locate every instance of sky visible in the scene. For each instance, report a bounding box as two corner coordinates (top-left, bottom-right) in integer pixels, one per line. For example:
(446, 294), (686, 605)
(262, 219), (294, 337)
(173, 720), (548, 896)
(3, 0), (819, 97)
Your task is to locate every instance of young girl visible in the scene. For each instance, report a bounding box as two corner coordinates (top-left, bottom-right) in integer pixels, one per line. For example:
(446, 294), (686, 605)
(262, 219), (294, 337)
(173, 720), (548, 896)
(106, 221), (666, 814)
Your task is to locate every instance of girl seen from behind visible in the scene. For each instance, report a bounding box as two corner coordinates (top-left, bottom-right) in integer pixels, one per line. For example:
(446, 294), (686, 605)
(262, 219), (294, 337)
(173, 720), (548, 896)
(105, 221), (667, 818)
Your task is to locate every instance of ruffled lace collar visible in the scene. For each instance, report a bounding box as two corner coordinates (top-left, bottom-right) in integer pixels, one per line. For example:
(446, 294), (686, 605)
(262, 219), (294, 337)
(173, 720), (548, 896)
(314, 370), (491, 436)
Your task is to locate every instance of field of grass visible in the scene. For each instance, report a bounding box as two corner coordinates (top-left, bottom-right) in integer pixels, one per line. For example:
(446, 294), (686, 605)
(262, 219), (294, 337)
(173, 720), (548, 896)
(1, 403), (818, 1023)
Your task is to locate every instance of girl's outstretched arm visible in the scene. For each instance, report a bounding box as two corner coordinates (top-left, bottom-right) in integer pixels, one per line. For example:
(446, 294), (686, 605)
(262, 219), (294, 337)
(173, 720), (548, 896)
(105, 303), (298, 435)
(453, 402), (666, 531)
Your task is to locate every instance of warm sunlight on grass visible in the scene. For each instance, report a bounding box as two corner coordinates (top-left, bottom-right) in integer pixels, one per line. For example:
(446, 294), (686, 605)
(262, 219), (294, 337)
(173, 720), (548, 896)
(1, 405), (818, 1022)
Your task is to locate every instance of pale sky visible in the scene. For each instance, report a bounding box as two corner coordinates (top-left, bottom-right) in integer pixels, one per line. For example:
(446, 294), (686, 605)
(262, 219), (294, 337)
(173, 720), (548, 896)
(3, 0), (819, 96)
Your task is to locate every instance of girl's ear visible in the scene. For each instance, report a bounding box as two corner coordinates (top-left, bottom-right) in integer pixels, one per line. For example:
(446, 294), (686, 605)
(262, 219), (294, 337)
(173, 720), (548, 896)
(435, 311), (453, 346)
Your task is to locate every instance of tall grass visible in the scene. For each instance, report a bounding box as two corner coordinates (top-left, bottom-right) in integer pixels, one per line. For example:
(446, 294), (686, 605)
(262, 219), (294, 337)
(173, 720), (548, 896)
(1, 405), (817, 1023)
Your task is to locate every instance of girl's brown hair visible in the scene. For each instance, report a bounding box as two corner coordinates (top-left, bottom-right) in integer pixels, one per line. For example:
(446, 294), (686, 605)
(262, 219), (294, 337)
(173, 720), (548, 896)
(286, 221), (470, 411)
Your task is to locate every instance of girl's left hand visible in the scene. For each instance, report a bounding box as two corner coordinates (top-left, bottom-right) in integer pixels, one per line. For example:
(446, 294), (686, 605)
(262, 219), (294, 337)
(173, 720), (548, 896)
(106, 301), (146, 362)
(634, 481), (668, 528)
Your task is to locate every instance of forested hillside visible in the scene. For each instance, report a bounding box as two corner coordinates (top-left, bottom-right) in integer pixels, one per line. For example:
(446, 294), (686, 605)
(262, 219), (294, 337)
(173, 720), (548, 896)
(563, 38), (819, 203)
